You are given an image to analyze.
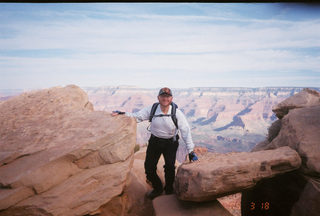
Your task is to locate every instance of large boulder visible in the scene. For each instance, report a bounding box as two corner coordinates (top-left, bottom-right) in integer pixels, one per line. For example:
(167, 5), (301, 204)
(253, 105), (320, 176)
(0, 85), (136, 215)
(175, 146), (301, 202)
(272, 88), (320, 119)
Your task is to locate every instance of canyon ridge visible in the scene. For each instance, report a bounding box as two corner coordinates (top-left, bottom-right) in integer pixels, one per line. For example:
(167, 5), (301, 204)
(83, 86), (320, 158)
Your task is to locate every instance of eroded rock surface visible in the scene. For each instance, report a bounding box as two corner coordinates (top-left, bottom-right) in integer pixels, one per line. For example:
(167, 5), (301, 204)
(272, 88), (320, 119)
(253, 105), (320, 176)
(242, 88), (320, 216)
(175, 147), (301, 202)
(0, 85), (136, 215)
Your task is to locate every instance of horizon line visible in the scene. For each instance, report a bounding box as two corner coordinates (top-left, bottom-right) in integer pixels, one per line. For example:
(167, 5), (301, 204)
(1, 85), (320, 92)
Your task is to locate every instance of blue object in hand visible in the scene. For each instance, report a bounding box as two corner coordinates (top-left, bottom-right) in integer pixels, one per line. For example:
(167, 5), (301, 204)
(112, 110), (125, 115)
(189, 151), (198, 162)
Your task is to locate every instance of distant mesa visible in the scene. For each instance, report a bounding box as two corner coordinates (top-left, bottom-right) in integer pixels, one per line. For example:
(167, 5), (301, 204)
(214, 116), (245, 131)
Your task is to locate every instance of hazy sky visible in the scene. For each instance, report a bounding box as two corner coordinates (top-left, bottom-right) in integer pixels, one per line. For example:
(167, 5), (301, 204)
(1, 3), (320, 90)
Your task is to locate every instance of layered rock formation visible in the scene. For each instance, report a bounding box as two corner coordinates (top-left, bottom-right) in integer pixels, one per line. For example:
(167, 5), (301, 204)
(175, 147), (301, 202)
(84, 86), (320, 153)
(0, 85), (136, 215)
(242, 88), (320, 216)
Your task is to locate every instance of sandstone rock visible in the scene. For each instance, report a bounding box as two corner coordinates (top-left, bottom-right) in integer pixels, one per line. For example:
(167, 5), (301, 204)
(0, 205), (53, 216)
(242, 90), (320, 216)
(0, 85), (136, 215)
(267, 119), (282, 142)
(16, 158), (133, 216)
(175, 146), (301, 202)
(194, 146), (208, 156)
(217, 193), (241, 216)
(97, 146), (171, 216)
(0, 186), (34, 210)
(272, 88), (320, 119)
(153, 194), (232, 216)
(97, 193), (131, 216)
(122, 147), (165, 216)
(254, 106), (320, 175)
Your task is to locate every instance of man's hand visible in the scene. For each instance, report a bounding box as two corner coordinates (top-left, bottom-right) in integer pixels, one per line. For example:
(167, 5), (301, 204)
(189, 151), (198, 162)
(111, 110), (125, 116)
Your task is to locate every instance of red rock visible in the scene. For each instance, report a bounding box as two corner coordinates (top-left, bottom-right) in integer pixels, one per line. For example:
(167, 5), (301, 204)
(175, 147), (301, 202)
(272, 88), (320, 119)
(0, 85), (136, 215)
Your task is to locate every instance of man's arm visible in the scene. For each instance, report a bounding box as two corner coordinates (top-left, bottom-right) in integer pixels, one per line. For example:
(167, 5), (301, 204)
(176, 109), (195, 153)
(112, 106), (152, 123)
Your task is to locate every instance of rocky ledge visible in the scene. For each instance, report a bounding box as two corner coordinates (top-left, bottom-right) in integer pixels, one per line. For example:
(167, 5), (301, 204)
(175, 146), (301, 202)
(0, 85), (136, 215)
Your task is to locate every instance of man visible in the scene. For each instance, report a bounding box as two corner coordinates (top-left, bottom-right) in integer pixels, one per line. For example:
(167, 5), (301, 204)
(112, 87), (198, 199)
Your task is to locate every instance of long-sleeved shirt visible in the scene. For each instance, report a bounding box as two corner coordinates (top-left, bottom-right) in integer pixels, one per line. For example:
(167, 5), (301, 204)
(125, 104), (195, 153)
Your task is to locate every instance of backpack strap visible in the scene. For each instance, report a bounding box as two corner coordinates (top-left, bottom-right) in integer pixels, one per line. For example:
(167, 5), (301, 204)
(149, 102), (159, 122)
(171, 102), (178, 129)
(149, 102), (179, 130)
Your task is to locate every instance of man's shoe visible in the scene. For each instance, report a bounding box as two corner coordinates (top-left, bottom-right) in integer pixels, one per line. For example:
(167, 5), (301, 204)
(164, 185), (174, 195)
(165, 188), (174, 195)
(147, 189), (163, 200)
(165, 190), (174, 195)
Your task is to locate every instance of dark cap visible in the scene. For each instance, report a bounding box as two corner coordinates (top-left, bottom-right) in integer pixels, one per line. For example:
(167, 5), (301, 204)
(158, 87), (172, 96)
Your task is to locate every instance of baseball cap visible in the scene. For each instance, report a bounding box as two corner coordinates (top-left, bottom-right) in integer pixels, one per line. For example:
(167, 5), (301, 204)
(158, 87), (172, 96)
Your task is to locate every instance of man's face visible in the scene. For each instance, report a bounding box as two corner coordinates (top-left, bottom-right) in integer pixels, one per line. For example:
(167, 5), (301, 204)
(158, 94), (173, 107)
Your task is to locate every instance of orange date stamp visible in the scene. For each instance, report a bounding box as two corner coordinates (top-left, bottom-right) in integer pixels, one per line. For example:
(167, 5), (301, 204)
(250, 201), (270, 211)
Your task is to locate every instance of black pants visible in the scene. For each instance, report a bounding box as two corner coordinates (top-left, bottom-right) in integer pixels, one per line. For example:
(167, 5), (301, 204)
(144, 134), (179, 192)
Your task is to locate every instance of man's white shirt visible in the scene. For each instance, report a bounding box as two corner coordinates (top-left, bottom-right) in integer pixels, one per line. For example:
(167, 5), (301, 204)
(125, 104), (195, 153)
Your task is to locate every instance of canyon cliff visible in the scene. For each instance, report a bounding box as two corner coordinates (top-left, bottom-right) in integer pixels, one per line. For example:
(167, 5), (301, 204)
(83, 86), (320, 158)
